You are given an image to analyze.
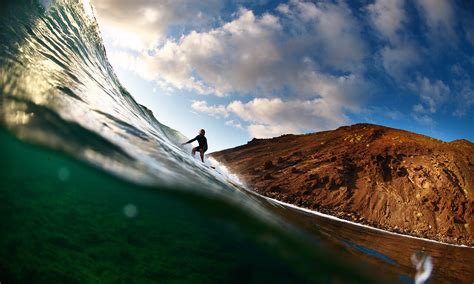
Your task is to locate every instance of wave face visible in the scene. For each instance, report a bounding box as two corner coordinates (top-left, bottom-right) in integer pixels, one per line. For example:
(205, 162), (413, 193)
(0, 0), (290, 243)
(1, 1), (473, 283)
(0, 0), (237, 190)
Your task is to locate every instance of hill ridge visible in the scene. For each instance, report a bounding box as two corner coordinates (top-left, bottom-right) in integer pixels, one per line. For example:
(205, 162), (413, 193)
(210, 123), (474, 245)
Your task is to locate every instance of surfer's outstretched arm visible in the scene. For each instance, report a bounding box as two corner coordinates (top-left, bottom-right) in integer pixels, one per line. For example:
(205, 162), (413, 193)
(182, 136), (197, 145)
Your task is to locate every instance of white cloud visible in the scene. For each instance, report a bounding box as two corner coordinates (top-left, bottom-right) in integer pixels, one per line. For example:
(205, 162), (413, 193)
(412, 113), (434, 125)
(409, 75), (456, 127)
(410, 76), (450, 113)
(415, 0), (455, 39)
(229, 97), (337, 125)
(225, 120), (243, 129)
(453, 82), (474, 117)
(191, 100), (228, 118)
(247, 124), (298, 138)
(91, 0), (222, 50)
(276, 3), (290, 14)
(367, 0), (407, 43)
(191, 95), (354, 137)
(446, 48), (474, 118)
(413, 103), (425, 113)
(294, 70), (370, 112)
(89, 0), (473, 147)
(95, 0), (372, 138)
(380, 43), (420, 81)
(191, 97), (348, 138)
(366, 0), (423, 84)
(131, 8), (282, 96)
(113, 1), (367, 98)
(229, 97), (348, 138)
(386, 109), (404, 120)
(464, 19), (474, 46)
(189, 64), (370, 137)
(278, 0), (366, 72)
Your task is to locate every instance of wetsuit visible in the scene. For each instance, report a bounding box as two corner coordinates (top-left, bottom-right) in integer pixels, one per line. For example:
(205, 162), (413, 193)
(186, 135), (208, 152)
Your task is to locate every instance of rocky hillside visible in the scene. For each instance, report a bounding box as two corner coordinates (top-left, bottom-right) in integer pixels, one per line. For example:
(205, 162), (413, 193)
(210, 124), (474, 246)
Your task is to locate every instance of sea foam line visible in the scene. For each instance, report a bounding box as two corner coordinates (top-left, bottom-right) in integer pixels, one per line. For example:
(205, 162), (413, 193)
(259, 193), (473, 249)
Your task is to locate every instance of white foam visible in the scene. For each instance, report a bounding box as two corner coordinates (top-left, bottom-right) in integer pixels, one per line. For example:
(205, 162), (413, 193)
(258, 194), (473, 248)
(81, 0), (95, 19)
(207, 157), (244, 186)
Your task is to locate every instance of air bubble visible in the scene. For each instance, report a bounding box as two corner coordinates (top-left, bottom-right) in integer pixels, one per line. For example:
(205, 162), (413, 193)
(123, 204), (138, 218)
(58, 167), (70, 181)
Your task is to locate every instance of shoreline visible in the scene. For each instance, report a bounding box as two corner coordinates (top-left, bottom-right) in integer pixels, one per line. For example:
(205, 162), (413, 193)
(250, 188), (474, 248)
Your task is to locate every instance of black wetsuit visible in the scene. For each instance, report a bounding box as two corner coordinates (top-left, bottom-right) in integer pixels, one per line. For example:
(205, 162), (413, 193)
(186, 135), (208, 152)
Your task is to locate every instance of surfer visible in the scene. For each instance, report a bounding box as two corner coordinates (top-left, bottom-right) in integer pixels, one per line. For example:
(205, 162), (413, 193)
(182, 129), (208, 162)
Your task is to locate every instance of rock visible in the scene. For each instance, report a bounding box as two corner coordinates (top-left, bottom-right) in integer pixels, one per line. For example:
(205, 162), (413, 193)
(291, 167), (304, 174)
(306, 173), (319, 181)
(270, 185), (283, 192)
(263, 173), (273, 180)
(264, 160), (274, 170)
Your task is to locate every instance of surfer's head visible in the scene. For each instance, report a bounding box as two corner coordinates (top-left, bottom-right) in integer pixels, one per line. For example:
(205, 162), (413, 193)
(199, 129), (205, 136)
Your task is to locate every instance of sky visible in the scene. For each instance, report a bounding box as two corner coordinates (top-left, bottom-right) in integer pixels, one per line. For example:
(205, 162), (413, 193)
(90, 0), (474, 152)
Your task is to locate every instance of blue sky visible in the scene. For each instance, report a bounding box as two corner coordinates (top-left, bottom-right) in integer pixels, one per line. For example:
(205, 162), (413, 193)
(91, 0), (473, 152)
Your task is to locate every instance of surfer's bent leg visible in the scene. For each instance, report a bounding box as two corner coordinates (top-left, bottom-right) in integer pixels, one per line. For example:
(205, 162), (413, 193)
(199, 148), (205, 162)
(192, 147), (198, 156)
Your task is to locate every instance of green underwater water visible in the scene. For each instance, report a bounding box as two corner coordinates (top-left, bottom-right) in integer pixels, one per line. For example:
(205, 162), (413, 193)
(0, 129), (378, 283)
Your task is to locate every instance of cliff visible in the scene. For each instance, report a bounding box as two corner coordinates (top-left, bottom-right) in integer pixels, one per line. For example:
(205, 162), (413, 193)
(210, 124), (474, 245)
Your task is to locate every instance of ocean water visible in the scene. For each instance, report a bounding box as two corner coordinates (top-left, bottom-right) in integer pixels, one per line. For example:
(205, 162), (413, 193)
(0, 0), (472, 283)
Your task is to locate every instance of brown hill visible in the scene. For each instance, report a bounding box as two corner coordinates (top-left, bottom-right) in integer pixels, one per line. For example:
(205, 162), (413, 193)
(210, 124), (474, 246)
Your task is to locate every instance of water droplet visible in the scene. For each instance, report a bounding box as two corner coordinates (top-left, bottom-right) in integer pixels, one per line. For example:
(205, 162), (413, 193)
(123, 204), (138, 218)
(58, 167), (70, 181)
(411, 251), (433, 284)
